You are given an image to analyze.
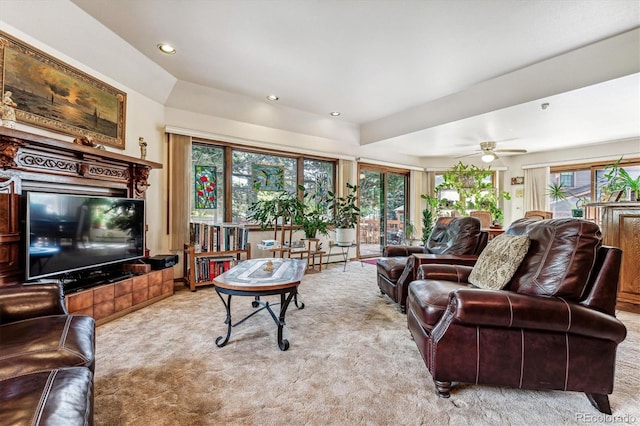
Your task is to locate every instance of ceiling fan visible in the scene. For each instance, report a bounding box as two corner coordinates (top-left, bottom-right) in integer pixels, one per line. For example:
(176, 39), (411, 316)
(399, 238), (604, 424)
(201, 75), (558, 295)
(456, 141), (527, 163)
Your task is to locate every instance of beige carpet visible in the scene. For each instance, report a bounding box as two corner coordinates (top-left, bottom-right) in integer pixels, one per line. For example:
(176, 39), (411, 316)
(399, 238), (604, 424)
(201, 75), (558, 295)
(95, 262), (640, 425)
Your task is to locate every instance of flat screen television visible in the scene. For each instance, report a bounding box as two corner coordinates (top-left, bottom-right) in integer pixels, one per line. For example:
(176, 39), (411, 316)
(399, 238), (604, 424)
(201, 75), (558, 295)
(25, 192), (145, 281)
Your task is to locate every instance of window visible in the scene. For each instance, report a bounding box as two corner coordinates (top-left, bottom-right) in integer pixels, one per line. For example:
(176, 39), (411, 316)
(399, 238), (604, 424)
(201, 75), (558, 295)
(190, 141), (336, 224)
(549, 168), (590, 218)
(559, 172), (574, 187)
(550, 158), (640, 217)
(232, 151), (297, 223)
(434, 170), (496, 210)
(594, 162), (640, 202)
(191, 144), (224, 223)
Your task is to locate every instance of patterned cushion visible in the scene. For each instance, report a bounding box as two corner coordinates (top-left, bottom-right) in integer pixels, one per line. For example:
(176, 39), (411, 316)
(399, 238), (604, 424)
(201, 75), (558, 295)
(468, 234), (530, 290)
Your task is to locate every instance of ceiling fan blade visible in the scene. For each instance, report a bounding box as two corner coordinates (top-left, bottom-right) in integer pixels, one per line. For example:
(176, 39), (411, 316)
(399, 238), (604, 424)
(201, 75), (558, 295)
(454, 152), (481, 159)
(494, 149), (527, 153)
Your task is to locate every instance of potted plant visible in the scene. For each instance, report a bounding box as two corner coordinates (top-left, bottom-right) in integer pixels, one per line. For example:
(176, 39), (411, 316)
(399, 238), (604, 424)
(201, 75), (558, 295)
(601, 156), (624, 200)
(295, 184), (330, 239)
(547, 182), (568, 203)
(326, 182), (360, 245)
(403, 222), (422, 245)
(572, 197), (589, 218)
(615, 167), (640, 201)
(247, 191), (305, 231)
(420, 193), (440, 245)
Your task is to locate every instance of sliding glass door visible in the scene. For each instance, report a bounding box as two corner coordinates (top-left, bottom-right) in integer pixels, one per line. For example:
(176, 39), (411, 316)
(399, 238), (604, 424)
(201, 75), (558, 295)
(358, 165), (409, 258)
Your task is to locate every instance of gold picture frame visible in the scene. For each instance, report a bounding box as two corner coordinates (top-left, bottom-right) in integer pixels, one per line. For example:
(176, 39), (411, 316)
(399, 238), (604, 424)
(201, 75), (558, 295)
(0, 31), (127, 149)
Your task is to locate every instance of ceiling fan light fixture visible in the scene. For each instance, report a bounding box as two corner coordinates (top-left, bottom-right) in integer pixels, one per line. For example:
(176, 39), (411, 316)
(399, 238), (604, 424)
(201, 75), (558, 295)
(481, 153), (497, 163)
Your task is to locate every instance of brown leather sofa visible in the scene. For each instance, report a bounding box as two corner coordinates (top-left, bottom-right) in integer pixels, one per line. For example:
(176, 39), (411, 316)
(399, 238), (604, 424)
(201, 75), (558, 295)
(377, 216), (487, 313)
(0, 283), (95, 425)
(407, 218), (627, 414)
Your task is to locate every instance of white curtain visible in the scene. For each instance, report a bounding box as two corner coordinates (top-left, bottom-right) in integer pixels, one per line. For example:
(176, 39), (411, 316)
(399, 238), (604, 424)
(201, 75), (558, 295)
(524, 167), (549, 212)
(410, 170), (436, 235)
(338, 159), (356, 195)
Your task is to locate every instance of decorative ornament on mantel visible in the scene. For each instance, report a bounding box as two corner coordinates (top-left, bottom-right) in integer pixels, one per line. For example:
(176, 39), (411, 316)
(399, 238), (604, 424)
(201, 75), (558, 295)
(139, 137), (147, 160)
(1, 91), (18, 129)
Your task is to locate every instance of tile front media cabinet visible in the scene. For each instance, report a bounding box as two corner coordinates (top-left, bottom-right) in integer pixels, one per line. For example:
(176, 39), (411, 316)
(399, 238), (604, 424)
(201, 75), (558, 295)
(66, 267), (174, 325)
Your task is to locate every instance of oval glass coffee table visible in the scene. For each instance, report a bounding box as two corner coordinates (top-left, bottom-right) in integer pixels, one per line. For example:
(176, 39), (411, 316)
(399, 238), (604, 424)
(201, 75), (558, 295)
(212, 258), (307, 351)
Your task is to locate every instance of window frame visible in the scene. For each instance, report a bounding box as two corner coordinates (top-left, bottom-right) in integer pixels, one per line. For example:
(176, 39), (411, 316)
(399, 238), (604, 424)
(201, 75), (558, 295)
(550, 157), (640, 203)
(191, 139), (338, 224)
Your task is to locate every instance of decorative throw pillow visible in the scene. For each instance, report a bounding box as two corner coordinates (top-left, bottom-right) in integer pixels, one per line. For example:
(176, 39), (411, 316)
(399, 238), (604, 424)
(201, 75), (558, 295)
(468, 234), (531, 290)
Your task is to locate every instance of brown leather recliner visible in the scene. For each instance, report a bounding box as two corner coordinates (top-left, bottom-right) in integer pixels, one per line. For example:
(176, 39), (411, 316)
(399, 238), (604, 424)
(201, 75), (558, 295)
(377, 216), (488, 313)
(0, 283), (95, 425)
(407, 218), (627, 414)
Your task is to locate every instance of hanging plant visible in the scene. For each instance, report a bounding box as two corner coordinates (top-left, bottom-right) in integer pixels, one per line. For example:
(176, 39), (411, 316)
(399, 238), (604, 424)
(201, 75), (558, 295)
(434, 161), (509, 222)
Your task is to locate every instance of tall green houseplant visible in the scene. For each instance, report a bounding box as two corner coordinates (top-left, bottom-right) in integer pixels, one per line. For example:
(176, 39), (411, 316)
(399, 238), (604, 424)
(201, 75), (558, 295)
(247, 191), (304, 230)
(326, 182), (360, 245)
(295, 184), (330, 239)
(420, 194), (440, 245)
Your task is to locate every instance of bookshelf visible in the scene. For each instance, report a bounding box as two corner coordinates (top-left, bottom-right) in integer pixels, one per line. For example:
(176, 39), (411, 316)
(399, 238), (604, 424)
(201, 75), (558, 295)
(183, 222), (251, 291)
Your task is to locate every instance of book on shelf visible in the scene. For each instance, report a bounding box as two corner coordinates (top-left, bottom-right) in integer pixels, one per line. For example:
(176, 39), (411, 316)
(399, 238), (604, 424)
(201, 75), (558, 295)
(189, 222), (249, 252)
(192, 255), (237, 283)
(189, 221), (220, 252)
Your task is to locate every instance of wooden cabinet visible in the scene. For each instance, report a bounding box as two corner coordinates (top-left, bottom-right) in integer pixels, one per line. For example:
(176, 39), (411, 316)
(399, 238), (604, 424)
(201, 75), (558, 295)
(587, 202), (640, 311)
(66, 268), (174, 325)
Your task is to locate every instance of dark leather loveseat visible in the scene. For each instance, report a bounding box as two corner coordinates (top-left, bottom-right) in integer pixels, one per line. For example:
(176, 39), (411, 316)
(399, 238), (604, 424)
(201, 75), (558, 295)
(407, 218), (627, 414)
(377, 216), (487, 313)
(0, 283), (95, 425)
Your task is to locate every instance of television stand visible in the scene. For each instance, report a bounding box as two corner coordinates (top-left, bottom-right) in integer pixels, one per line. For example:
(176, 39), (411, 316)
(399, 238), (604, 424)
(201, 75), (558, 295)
(61, 270), (137, 294)
(64, 267), (174, 325)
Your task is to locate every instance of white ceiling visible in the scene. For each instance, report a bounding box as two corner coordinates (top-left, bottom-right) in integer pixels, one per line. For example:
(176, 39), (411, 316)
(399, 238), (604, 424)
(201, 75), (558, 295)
(42, 1), (640, 158)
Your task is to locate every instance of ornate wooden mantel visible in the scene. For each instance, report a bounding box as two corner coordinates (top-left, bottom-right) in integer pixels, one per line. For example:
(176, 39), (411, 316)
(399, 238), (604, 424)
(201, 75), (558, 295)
(0, 126), (162, 285)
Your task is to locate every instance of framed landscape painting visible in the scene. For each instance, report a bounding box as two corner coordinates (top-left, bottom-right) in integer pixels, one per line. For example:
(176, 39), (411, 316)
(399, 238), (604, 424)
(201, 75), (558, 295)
(0, 31), (127, 149)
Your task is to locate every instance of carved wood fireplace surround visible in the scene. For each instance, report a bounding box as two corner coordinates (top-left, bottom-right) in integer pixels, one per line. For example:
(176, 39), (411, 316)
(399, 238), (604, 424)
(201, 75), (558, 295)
(0, 127), (162, 286)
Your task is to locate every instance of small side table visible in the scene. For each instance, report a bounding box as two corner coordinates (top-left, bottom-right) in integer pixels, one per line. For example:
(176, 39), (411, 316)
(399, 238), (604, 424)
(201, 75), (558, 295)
(327, 243), (362, 272)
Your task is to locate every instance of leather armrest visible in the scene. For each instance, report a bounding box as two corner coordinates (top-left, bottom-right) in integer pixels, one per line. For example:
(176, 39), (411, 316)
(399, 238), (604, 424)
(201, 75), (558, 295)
(383, 245), (422, 257)
(448, 288), (627, 343)
(0, 283), (68, 325)
(417, 264), (474, 283)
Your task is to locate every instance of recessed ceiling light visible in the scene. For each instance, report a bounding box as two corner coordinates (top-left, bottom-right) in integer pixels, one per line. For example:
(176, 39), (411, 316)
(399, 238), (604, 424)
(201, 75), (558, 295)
(157, 43), (176, 54)
(267, 94), (279, 101)
(330, 111), (341, 117)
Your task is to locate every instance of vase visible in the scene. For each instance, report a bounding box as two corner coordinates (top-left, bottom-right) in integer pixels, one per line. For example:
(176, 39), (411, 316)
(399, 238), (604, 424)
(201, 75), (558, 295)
(335, 228), (355, 246)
